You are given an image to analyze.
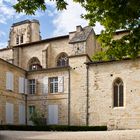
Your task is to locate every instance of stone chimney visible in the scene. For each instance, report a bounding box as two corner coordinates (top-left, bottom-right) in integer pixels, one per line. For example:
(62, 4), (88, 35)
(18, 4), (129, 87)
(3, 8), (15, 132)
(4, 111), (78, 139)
(76, 25), (83, 32)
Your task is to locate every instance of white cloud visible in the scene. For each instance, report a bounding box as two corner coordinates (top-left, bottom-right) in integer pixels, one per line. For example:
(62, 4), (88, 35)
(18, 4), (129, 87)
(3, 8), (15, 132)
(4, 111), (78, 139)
(93, 22), (104, 35)
(52, 0), (87, 36)
(50, 0), (104, 36)
(45, 0), (56, 7)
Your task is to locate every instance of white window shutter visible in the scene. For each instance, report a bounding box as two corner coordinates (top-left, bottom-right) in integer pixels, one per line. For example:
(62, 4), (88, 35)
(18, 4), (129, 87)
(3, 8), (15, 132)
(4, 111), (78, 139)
(48, 105), (58, 125)
(6, 72), (14, 91)
(43, 76), (48, 94)
(19, 77), (24, 93)
(24, 79), (28, 94)
(6, 72), (10, 90)
(6, 102), (14, 124)
(58, 76), (64, 93)
(19, 104), (25, 124)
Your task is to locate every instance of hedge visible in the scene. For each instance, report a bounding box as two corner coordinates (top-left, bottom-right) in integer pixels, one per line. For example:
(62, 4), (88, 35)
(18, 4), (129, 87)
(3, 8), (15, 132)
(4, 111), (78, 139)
(0, 125), (107, 131)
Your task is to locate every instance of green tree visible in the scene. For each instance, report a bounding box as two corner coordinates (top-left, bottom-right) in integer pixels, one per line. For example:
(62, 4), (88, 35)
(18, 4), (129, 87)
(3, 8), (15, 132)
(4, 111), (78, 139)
(30, 109), (46, 126)
(14, 0), (140, 60)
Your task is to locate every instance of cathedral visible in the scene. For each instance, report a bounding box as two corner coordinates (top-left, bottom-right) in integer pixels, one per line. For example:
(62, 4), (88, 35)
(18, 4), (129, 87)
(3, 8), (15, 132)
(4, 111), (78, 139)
(0, 19), (139, 130)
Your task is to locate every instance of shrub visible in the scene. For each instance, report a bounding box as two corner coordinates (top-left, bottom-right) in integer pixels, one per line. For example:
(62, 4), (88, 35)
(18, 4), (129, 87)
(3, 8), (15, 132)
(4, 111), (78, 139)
(0, 125), (107, 131)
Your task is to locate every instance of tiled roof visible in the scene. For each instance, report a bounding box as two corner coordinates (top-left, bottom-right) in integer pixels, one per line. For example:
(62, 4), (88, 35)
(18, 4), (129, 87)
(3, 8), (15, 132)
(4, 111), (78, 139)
(69, 26), (93, 44)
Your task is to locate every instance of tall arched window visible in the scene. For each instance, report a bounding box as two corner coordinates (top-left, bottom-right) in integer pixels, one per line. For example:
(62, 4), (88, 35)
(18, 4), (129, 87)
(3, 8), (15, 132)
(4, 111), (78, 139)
(113, 78), (124, 107)
(57, 53), (68, 67)
(28, 57), (42, 70)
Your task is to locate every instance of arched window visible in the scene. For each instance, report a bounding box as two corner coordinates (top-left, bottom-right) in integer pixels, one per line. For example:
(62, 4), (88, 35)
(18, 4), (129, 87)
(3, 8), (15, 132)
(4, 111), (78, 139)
(113, 78), (124, 107)
(57, 53), (68, 67)
(28, 57), (42, 70)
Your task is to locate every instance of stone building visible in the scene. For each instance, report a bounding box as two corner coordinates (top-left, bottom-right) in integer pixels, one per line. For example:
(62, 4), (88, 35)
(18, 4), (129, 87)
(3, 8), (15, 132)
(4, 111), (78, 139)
(0, 19), (139, 130)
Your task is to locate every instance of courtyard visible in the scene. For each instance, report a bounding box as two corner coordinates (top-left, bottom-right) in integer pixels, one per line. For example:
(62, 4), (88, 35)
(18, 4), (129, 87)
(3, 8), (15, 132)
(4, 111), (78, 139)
(1, 130), (140, 140)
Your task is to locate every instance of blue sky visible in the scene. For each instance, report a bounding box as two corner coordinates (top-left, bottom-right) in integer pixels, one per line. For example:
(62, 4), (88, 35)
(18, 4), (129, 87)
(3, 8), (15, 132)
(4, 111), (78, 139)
(0, 0), (103, 48)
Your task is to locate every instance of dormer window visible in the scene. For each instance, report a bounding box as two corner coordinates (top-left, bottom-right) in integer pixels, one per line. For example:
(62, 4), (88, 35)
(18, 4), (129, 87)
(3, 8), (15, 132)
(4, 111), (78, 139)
(28, 57), (42, 71)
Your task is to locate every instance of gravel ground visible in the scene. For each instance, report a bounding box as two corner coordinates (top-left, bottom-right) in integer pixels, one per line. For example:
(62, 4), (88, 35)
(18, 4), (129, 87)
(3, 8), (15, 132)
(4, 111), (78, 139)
(1, 130), (140, 140)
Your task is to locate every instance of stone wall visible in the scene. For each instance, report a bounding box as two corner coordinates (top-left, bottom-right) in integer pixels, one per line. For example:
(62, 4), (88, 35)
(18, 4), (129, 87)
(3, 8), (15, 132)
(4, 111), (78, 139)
(0, 58), (26, 124)
(69, 56), (88, 125)
(88, 59), (140, 129)
(27, 68), (69, 125)
(0, 49), (13, 62)
(13, 37), (73, 70)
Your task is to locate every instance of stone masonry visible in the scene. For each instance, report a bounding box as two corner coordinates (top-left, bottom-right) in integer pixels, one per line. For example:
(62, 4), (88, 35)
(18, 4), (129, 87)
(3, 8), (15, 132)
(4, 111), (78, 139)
(0, 19), (139, 130)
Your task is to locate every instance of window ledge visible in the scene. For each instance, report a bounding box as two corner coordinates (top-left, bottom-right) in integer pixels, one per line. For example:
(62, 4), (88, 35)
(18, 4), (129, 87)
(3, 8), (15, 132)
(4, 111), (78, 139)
(113, 106), (125, 109)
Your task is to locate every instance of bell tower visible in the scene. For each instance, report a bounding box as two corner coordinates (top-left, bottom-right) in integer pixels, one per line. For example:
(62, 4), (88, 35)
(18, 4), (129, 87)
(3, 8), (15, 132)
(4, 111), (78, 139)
(8, 19), (41, 48)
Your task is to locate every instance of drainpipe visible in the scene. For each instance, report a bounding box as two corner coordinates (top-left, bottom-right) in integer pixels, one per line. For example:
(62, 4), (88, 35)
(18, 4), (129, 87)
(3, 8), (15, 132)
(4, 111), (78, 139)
(86, 65), (89, 126)
(25, 94), (28, 125)
(68, 67), (71, 126)
(25, 72), (28, 125)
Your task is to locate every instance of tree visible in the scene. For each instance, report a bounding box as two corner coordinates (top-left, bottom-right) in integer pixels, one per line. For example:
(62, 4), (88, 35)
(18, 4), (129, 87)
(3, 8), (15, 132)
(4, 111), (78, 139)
(80, 0), (140, 60)
(30, 109), (46, 126)
(14, 0), (140, 60)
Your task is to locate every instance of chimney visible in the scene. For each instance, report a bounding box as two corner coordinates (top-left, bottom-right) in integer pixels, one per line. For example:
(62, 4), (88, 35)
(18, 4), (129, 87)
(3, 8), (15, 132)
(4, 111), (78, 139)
(76, 25), (83, 32)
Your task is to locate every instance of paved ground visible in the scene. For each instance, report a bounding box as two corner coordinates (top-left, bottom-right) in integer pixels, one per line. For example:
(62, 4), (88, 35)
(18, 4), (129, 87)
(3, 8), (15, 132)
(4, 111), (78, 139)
(1, 130), (140, 140)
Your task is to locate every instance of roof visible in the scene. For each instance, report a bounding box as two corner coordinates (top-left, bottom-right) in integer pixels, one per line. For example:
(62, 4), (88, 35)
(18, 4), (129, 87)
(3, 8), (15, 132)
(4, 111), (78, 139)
(69, 26), (93, 44)
(86, 57), (139, 66)
(0, 48), (11, 51)
(0, 58), (26, 72)
(11, 35), (69, 48)
(12, 19), (39, 27)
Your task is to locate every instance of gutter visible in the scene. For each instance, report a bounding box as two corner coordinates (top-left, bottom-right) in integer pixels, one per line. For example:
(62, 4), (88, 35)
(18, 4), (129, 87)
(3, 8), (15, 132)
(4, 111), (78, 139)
(68, 68), (71, 125)
(86, 65), (89, 126)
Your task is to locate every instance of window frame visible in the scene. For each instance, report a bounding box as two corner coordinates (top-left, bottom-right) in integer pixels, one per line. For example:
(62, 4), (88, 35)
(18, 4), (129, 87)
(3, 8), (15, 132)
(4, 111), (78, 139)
(57, 53), (68, 67)
(49, 77), (58, 93)
(113, 78), (124, 108)
(16, 35), (19, 45)
(20, 34), (24, 44)
(29, 105), (35, 115)
(28, 79), (36, 95)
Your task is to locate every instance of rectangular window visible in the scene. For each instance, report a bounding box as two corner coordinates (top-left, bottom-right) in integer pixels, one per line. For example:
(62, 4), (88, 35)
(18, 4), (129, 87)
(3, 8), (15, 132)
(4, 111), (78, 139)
(20, 34), (23, 43)
(29, 79), (36, 94)
(6, 72), (14, 91)
(19, 104), (25, 124)
(16, 35), (19, 44)
(49, 77), (58, 93)
(29, 105), (35, 115)
(6, 102), (14, 124)
(19, 77), (25, 94)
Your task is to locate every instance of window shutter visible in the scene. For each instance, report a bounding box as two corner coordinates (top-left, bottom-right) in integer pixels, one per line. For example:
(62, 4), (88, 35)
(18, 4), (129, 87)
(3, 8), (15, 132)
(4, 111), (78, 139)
(58, 76), (64, 93)
(24, 79), (28, 94)
(6, 102), (14, 124)
(43, 77), (48, 94)
(19, 77), (24, 93)
(6, 72), (14, 91)
(48, 105), (58, 124)
(19, 104), (25, 124)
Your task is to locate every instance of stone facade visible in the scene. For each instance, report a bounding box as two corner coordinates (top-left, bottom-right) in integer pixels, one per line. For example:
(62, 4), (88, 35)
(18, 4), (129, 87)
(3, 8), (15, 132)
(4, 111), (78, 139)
(0, 19), (139, 130)
(88, 59), (140, 130)
(0, 58), (26, 124)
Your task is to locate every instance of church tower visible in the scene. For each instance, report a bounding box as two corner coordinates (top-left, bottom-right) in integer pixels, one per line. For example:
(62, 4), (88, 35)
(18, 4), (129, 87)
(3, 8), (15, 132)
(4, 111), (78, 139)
(8, 19), (41, 48)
